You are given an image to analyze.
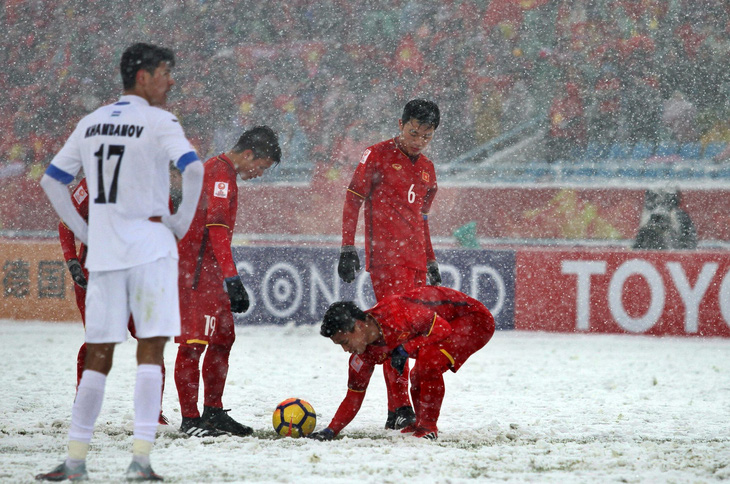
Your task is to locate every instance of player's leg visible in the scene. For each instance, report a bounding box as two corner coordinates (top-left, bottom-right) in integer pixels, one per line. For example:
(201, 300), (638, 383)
(174, 284), (224, 437)
(76, 343), (87, 389)
(175, 343), (205, 419)
(372, 265), (423, 429)
(74, 284), (87, 389)
(175, 343), (223, 436)
(200, 309), (252, 436)
(407, 311), (495, 439)
(129, 317), (169, 424)
(38, 270), (129, 480)
(126, 256), (181, 477)
(408, 345), (450, 439)
(129, 336), (166, 478)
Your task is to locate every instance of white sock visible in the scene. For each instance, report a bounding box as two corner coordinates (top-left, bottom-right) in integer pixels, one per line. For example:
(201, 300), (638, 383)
(68, 370), (106, 445)
(133, 364), (162, 444)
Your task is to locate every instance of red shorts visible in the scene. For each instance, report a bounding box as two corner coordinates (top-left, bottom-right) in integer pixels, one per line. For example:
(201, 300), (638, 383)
(432, 309), (494, 372)
(369, 264), (426, 301)
(176, 285), (235, 347)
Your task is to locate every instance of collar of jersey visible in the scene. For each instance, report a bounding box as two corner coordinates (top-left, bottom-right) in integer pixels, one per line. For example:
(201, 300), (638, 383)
(217, 153), (234, 170)
(117, 94), (150, 106)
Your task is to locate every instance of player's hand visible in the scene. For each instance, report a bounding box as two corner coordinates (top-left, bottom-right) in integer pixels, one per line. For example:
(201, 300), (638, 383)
(66, 258), (87, 289)
(308, 428), (335, 441)
(390, 345), (409, 375)
(225, 276), (250, 313)
(427, 260), (441, 286)
(338, 246), (360, 283)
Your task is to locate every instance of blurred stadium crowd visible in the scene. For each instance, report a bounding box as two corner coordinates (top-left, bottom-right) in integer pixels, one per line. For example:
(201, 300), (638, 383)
(0, 0), (729, 189)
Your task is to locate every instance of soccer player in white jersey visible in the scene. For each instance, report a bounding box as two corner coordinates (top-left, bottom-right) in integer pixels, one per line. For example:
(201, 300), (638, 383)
(37, 43), (204, 482)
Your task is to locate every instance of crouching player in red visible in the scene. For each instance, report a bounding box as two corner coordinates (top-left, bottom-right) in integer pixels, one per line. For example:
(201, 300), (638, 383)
(58, 178), (169, 424)
(310, 286), (495, 441)
(175, 126), (281, 437)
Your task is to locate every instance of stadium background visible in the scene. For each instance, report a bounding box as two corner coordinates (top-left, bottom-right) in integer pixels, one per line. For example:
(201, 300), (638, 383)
(1, 0), (729, 337)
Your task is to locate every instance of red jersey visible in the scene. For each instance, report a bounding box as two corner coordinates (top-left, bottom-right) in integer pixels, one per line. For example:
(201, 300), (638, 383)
(342, 138), (437, 271)
(178, 154), (238, 291)
(327, 286), (493, 434)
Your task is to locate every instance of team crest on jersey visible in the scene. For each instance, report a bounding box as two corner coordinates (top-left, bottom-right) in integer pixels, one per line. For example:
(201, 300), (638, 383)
(392, 164), (402, 171)
(397, 332), (410, 341)
(213, 182), (229, 198)
(359, 149), (371, 164)
(73, 185), (88, 205)
(422, 171), (429, 182)
(350, 355), (364, 372)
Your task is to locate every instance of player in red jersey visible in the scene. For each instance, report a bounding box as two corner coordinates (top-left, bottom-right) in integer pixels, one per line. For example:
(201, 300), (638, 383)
(337, 99), (442, 430)
(58, 178), (169, 424)
(309, 286), (495, 441)
(175, 126), (281, 437)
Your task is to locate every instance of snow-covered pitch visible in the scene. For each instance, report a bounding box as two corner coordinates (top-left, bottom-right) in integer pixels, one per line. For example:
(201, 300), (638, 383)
(2, 320), (728, 483)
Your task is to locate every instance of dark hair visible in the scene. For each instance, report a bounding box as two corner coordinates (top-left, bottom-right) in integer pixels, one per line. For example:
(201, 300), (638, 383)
(320, 301), (367, 337)
(402, 99), (440, 130)
(232, 125), (282, 164)
(120, 43), (175, 90)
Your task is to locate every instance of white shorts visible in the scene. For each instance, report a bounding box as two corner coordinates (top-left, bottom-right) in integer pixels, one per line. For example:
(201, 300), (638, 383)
(84, 256), (181, 343)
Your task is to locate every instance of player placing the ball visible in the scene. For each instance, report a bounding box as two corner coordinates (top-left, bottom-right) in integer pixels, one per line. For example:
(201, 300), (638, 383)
(310, 286), (494, 441)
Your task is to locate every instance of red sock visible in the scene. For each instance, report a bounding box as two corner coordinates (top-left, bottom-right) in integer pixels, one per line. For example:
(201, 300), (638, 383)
(202, 343), (231, 409)
(175, 344), (204, 418)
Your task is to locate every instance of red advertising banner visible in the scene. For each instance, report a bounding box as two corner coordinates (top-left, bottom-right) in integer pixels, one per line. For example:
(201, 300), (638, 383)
(515, 248), (730, 337)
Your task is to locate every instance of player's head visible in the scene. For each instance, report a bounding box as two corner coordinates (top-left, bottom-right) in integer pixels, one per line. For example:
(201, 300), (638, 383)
(402, 99), (440, 131)
(120, 43), (175, 90)
(229, 126), (282, 180)
(321, 302), (364, 336)
(321, 302), (373, 355)
(397, 99), (439, 157)
(232, 126), (282, 164)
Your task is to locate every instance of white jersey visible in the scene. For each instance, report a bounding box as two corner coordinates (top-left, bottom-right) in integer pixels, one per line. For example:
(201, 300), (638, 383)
(48, 95), (198, 271)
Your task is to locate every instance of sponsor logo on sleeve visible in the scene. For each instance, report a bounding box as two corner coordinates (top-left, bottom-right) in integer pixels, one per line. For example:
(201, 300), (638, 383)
(359, 149), (371, 164)
(350, 355), (364, 372)
(213, 182), (229, 198)
(73, 185), (88, 204)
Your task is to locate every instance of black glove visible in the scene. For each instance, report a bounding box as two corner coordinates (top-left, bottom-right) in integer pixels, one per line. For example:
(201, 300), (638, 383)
(390, 345), (409, 375)
(224, 276), (250, 313)
(308, 427), (335, 441)
(66, 258), (87, 289)
(338, 246), (360, 283)
(427, 260), (441, 286)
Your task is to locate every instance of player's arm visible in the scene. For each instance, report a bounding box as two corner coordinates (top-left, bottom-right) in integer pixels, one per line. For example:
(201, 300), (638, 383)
(338, 190), (365, 283)
(422, 183), (440, 285)
(58, 221), (78, 262)
(338, 150), (374, 283)
(208, 224), (250, 313)
(41, 169), (88, 245)
(157, 113), (204, 239)
(313, 357), (375, 440)
(164, 153), (203, 239)
(341, 188), (365, 247)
